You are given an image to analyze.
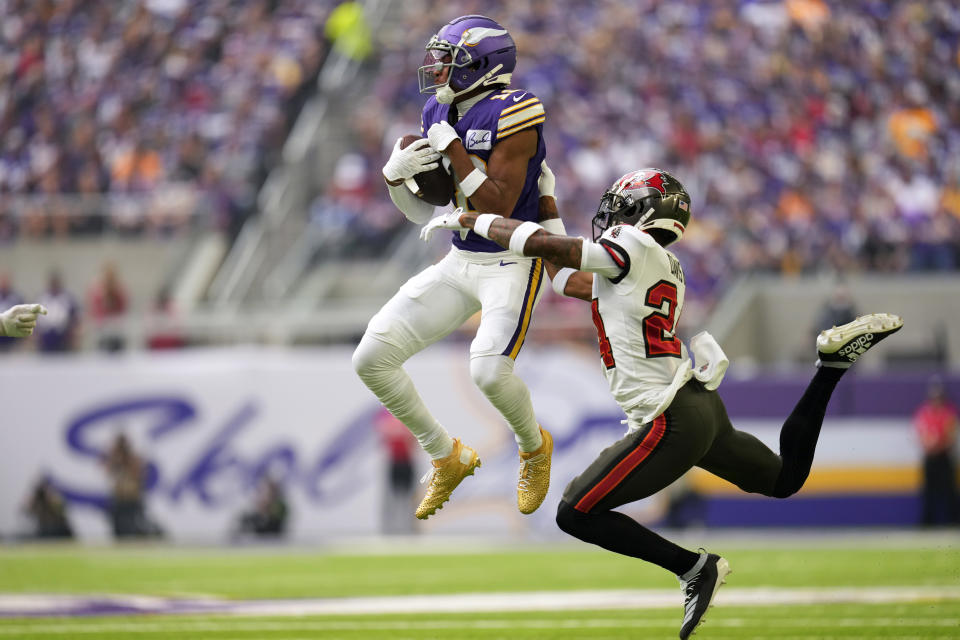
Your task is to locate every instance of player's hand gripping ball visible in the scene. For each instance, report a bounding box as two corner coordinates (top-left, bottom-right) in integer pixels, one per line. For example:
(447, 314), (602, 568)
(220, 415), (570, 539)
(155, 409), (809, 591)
(397, 135), (456, 206)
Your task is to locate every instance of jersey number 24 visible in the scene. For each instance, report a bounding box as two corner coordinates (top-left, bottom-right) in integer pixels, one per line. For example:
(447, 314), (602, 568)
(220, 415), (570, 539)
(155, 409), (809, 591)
(591, 280), (681, 369)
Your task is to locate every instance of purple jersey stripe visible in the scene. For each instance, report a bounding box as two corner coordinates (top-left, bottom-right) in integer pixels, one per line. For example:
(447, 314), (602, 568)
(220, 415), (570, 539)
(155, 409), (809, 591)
(502, 258), (543, 360)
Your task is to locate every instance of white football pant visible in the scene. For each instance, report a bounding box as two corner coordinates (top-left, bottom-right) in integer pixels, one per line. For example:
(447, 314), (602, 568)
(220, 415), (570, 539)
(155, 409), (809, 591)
(353, 247), (545, 458)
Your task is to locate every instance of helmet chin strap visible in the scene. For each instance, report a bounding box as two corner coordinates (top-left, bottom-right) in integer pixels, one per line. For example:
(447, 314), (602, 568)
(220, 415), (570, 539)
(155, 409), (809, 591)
(436, 85), (456, 104)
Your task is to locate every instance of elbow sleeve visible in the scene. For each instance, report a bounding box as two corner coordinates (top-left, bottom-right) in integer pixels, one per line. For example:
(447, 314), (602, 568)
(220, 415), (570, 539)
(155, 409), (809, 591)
(580, 240), (625, 279)
(387, 182), (435, 224)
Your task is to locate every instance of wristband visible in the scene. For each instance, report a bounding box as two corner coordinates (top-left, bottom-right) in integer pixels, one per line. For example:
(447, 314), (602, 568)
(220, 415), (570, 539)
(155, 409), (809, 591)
(540, 218), (566, 235)
(551, 267), (576, 296)
(459, 168), (487, 198)
(509, 221), (543, 255)
(473, 213), (502, 239)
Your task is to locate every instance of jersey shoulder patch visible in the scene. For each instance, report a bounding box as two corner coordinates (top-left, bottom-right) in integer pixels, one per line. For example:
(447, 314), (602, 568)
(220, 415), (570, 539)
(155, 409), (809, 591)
(488, 89), (545, 141)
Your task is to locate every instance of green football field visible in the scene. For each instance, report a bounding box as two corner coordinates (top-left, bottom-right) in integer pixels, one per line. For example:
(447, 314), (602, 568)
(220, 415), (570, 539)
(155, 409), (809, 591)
(1, 534), (958, 639)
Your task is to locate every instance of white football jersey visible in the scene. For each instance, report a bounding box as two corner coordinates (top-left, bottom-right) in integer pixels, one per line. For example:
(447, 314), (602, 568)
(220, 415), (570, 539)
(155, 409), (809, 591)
(587, 224), (693, 424)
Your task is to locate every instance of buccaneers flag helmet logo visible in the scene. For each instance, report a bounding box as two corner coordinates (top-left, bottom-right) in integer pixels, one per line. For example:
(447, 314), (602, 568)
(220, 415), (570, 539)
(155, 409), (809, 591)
(623, 170), (666, 195)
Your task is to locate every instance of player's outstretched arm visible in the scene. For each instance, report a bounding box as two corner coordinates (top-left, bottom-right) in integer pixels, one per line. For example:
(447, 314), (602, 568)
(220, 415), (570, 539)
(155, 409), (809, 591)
(451, 210), (599, 301)
(532, 194), (592, 300)
(0, 304), (48, 337)
(543, 259), (593, 301)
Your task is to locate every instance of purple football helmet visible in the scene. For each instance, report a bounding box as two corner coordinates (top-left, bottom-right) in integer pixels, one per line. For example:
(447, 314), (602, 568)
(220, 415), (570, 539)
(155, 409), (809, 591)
(418, 15), (516, 104)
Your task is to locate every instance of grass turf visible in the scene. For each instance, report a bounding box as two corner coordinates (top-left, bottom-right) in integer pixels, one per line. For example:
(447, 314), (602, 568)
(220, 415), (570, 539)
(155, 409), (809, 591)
(0, 539), (958, 638)
(1, 604), (959, 639)
(0, 544), (958, 598)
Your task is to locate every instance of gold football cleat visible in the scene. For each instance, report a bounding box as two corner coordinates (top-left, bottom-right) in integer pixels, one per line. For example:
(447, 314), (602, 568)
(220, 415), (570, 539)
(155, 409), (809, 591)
(415, 438), (481, 520)
(517, 426), (553, 514)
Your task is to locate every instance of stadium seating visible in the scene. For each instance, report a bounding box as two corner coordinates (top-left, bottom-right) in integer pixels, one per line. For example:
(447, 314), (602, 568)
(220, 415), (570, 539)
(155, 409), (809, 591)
(317, 0), (960, 312)
(2, 0), (958, 361)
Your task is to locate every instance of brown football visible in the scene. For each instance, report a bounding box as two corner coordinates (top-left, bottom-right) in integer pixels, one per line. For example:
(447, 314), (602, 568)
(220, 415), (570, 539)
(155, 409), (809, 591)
(399, 134), (455, 206)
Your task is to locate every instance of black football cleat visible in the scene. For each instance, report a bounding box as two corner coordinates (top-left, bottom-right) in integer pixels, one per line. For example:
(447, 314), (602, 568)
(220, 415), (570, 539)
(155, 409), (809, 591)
(678, 551), (731, 640)
(816, 313), (904, 369)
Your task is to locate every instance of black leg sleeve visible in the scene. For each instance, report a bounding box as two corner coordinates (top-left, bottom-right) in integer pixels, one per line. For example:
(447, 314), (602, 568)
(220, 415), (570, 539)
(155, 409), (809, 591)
(772, 367), (844, 498)
(556, 500), (700, 576)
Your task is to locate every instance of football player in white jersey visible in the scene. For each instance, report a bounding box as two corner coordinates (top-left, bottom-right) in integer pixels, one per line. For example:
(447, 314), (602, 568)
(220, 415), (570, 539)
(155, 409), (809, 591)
(430, 165), (903, 639)
(0, 304), (47, 338)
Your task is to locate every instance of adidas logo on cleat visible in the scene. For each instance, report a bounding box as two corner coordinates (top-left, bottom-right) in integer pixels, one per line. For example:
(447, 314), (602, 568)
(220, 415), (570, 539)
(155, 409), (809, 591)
(816, 313), (903, 369)
(838, 333), (873, 359)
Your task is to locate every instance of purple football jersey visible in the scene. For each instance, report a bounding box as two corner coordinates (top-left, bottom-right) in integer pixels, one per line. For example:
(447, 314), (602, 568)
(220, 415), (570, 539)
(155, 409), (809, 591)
(422, 88), (546, 252)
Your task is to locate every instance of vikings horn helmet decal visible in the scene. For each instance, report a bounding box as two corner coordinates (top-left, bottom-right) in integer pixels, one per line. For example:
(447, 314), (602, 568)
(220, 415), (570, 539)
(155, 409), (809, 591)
(418, 15), (517, 104)
(591, 169), (692, 245)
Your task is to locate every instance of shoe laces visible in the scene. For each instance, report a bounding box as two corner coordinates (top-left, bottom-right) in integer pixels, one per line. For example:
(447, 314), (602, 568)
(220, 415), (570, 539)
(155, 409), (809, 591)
(681, 548), (708, 602)
(517, 453), (547, 491)
(420, 463), (455, 489)
(420, 468), (434, 485)
(683, 574), (702, 603)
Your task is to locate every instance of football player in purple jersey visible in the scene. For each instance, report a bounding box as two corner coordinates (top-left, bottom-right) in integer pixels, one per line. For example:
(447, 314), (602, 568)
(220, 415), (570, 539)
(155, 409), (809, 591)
(354, 16), (563, 520)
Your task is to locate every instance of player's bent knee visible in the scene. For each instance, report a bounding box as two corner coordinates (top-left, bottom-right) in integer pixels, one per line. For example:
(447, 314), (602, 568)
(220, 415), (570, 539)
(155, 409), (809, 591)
(770, 474), (800, 498)
(469, 355), (512, 396)
(770, 481), (799, 499)
(352, 334), (395, 381)
(556, 500), (589, 537)
(351, 340), (374, 379)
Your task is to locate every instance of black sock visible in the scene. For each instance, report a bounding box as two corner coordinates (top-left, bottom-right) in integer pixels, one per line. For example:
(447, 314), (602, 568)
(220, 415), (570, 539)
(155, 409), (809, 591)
(556, 501), (700, 576)
(773, 366), (844, 497)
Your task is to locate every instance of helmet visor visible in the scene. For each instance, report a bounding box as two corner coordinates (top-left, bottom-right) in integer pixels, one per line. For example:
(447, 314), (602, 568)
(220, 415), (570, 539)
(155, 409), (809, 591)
(592, 192), (628, 241)
(418, 46), (454, 94)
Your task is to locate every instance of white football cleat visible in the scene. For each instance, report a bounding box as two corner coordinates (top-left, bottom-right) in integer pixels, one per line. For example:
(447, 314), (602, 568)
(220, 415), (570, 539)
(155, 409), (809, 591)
(678, 551), (731, 639)
(816, 313), (903, 369)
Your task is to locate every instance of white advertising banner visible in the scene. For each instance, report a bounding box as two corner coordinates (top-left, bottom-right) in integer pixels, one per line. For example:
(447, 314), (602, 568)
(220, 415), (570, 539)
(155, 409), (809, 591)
(0, 346), (919, 542)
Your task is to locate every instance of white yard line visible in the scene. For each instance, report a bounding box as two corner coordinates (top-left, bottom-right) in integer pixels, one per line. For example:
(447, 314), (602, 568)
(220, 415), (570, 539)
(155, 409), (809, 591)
(201, 586), (960, 616)
(0, 616), (959, 636)
(0, 585), (957, 620)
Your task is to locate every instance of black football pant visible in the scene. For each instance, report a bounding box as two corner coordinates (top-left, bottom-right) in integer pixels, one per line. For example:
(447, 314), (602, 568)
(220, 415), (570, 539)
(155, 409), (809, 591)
(556, 368), (844, 575)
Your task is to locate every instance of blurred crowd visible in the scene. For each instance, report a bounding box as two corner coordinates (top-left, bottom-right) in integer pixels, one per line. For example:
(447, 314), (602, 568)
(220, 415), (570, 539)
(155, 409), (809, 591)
(19, 432), (292, 542)
(2, 0), (957, 324)
(0, 0), (332, 238)
(318, 0), (960, 323)
(0, 266), (184, 353)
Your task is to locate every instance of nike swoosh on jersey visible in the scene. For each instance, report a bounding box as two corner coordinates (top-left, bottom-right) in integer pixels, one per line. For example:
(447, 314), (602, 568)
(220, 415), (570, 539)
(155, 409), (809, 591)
(499, 260), (517, 266)
(512, 92), (528, 102)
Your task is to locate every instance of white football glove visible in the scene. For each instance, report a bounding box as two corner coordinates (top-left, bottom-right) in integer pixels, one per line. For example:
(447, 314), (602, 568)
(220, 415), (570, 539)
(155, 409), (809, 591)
(382, 137), (441, 183)
(427, 121), (460, 153)
(538, 160), (556, 198)
(690, 331), (729, 391)
(0, 304), (48, 338)
(420, 207), (467, 242)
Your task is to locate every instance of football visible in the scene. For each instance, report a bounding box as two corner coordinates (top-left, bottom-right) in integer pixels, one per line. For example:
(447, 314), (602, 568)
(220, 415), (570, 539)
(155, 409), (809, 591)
(400, 134), (455, 206)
